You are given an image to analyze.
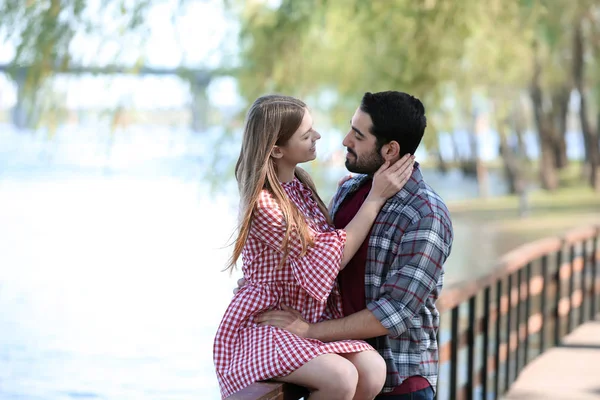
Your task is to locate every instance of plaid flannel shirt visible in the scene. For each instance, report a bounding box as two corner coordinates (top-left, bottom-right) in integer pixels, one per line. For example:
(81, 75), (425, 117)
(329, 164), (453, 393)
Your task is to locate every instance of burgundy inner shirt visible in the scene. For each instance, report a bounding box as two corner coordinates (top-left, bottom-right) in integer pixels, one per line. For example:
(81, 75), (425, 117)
(333, 178), (430, 395)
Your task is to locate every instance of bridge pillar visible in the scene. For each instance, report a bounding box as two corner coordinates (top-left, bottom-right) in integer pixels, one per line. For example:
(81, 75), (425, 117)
(190, 73), (211, 133)
(10, 67), (39, 130)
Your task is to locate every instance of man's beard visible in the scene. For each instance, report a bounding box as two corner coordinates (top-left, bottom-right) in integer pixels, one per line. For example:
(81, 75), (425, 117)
(344, 148), (385, 175)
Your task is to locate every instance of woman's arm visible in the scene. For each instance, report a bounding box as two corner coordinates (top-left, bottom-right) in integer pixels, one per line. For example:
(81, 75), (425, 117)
(339, 155), (414, 268)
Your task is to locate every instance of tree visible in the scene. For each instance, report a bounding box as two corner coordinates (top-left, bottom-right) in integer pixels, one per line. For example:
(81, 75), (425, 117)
(231, 0), (477, 153)
(231, 0), (600, 193)
(573, 1), (600, 191)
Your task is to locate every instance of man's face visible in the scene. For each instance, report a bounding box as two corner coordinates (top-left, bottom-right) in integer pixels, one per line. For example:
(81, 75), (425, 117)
(342, 108), (385, 174)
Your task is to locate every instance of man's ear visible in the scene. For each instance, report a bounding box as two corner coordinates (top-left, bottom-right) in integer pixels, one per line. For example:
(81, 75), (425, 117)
(380, 141), (400, 161)
(271, 145), (284, 159)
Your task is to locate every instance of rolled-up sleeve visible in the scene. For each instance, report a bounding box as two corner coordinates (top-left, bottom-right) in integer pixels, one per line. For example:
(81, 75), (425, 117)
(250, 190), (347, 303)
(367, 213), (451, 338)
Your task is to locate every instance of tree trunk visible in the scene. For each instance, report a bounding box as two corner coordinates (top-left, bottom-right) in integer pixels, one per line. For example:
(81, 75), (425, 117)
(531, 45), (560, 191)
(476, 159), (489, 198)
(496, 98), (528, 216)
(538, 139), (559, 190)
(468, 111), (478, 165)
(513, 101), (530, 161)
(461, 128), (478, 177)
(595, 111), (600, 191)
(451, 132), (462, 164)
(498, 121), (521, 195)
(573, 18), (600, 191)
(435, 150), (449, 173)
(458, 105), (478, 177)
(472, 110), (489, 197)
(551, 87), (570, 170)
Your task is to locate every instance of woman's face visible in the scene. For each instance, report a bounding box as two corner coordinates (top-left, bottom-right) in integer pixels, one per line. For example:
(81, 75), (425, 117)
(278, 108), (321, 165)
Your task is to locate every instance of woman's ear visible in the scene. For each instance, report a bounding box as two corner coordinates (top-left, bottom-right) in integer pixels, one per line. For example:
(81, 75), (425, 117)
(271, 145), (284, 159)
(381, 141), (400, 161)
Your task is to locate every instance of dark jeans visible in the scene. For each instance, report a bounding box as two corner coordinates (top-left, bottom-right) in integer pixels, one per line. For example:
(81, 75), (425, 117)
(375, 386), (434, 400)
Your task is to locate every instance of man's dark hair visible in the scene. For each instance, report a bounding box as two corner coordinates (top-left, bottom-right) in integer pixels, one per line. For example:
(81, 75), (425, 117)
(359, 91), (427, 156)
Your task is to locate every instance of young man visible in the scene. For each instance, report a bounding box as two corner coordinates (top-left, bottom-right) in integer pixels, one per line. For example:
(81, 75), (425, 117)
(256, 91), (453, 399)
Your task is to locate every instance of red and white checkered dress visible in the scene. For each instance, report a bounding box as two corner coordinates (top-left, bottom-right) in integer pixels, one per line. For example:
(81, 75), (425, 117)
(213, 178), (374, 398)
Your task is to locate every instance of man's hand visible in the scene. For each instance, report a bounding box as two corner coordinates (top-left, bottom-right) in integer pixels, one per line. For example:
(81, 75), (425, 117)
(328, 174), (354, 211)
(337, 174), (353, 187)
(233, 278), (246, 295)
(256, 304), (311, 338)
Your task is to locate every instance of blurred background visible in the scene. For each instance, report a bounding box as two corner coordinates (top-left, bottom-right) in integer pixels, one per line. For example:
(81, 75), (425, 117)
(1, 0), (600, 399)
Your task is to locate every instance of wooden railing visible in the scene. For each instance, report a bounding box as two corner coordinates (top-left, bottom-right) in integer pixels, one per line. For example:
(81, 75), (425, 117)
(435, 224), (600, 400)
(225, 224), (600, 400)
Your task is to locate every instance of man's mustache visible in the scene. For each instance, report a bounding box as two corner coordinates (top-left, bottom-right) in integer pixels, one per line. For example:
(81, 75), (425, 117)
(346, 148), (357, 157)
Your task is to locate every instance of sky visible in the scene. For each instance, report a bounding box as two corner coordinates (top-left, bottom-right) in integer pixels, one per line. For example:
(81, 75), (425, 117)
(0, 0), (242, 110)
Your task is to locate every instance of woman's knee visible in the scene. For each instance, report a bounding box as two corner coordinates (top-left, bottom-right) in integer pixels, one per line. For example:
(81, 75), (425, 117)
(362, 353), (386, 395)
(349, 351), (387, 399)
(276, 354), (358, 400)
(326, 359), (359, 397)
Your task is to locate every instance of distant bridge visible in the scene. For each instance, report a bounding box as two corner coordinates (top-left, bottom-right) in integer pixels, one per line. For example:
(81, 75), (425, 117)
(0, 63), (229, 131)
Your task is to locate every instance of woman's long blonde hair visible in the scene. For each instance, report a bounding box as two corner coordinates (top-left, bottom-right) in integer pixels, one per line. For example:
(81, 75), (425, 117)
(227, 95), (330, 270)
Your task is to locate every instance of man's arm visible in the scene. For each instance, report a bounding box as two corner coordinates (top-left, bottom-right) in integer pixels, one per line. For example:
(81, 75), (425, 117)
(257, 212), (451, 341)
(309, 308), (388, 341)
(256, 304), (387, 341)
(366, 212), (451, 338)
(309, 212), (451, 341)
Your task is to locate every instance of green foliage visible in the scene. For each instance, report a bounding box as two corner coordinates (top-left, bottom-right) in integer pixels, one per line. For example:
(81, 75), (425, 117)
(231, 0), (493, 151)
(231, 0), (600, 183)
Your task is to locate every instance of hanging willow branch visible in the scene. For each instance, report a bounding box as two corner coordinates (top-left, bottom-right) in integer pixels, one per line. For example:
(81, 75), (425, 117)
(0, 0), (167, 127)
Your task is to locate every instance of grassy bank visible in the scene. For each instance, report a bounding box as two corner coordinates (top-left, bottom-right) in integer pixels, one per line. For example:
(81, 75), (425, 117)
(442, 185), (599, 285)
(450, 185), (600, 220)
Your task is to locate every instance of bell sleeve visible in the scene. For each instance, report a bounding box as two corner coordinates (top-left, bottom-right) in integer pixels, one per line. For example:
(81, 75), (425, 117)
(250, 190), (347, 303)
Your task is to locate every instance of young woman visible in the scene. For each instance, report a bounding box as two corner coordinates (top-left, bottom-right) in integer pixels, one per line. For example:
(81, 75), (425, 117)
(213, 95), (414, 400)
